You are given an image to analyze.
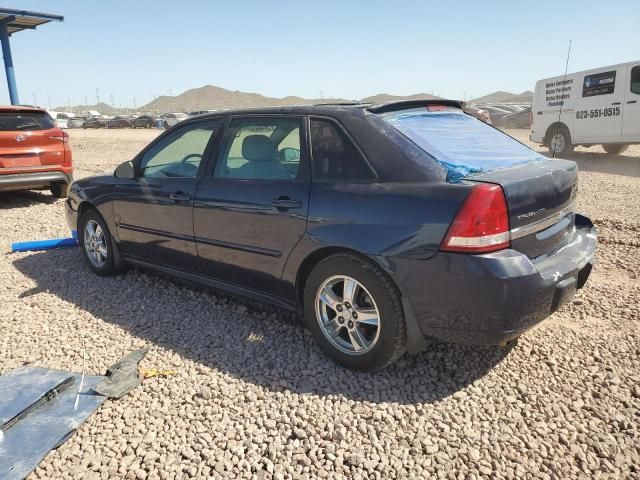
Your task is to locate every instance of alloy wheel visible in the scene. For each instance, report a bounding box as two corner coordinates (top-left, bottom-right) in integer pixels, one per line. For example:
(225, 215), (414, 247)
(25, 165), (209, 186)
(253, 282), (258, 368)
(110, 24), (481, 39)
(315, 275), (381, 355)
(84, 220), (108, 268)
(550, 132), (566, 154)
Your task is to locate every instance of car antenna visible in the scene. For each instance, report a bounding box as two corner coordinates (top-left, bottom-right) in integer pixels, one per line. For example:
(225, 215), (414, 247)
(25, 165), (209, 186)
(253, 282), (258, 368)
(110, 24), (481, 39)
(553, 40), (572, 159)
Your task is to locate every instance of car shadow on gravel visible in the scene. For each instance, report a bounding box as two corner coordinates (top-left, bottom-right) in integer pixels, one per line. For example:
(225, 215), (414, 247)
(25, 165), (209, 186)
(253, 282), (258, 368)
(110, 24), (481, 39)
(12, 249), (514, 405)
(0, 191), (59, 208)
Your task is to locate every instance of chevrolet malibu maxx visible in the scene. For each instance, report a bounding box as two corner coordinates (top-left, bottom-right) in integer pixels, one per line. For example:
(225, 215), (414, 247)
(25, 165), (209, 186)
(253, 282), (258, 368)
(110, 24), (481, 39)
(65, 100), (596, 370)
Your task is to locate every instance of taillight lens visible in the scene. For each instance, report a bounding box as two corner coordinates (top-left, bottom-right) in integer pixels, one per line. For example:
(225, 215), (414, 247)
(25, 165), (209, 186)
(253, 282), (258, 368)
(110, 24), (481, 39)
(48, 130), (69, 143)
(441, 184), (510, 253)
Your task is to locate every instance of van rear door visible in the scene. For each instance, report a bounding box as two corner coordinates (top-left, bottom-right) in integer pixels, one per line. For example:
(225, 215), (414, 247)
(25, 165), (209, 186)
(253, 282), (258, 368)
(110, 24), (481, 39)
(572, 67), (625, 143)
(622, 64), (640, 142)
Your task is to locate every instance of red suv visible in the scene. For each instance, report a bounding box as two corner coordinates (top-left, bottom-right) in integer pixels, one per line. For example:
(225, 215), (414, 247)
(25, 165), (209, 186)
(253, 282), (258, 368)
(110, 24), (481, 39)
(0, 106), (73, 198)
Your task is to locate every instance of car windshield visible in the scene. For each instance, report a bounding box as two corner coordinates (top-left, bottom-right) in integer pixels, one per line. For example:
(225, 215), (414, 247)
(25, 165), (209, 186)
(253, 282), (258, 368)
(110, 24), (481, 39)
(379, 107), (544, 182)
(0, 112), (56, 131)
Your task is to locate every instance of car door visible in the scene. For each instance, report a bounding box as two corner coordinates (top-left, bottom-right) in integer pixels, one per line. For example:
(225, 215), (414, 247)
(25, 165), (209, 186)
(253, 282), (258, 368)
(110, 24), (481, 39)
(112, 119), (222, 271)
(622, 64), (640, 142)
(193, 116), (310, 299)
(573, 67), (625, 142)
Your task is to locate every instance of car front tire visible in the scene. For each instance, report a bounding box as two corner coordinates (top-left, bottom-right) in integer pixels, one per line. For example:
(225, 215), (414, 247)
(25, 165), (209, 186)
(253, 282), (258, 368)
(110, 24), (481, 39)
(303, 253), (407, 370)
(78, 209), (122, 276)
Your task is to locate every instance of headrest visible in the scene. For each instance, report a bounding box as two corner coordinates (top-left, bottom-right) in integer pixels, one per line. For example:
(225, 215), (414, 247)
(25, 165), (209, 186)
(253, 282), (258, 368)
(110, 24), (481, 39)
(242, 135), (277, 162)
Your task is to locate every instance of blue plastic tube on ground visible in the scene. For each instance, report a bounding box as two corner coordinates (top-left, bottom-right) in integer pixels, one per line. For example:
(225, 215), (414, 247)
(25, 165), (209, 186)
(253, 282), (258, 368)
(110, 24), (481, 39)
(11, 237), (78, 253)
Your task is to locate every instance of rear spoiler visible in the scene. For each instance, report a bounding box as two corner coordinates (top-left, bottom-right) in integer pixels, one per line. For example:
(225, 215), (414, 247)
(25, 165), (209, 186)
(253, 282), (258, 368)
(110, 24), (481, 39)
(367, 99), (464, 114)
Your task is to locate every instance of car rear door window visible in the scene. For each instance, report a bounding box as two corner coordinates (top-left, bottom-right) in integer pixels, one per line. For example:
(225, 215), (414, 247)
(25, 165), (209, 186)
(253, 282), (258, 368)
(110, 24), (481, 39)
(309, 118), (375, 182)
(213, 118), (302, 180)
(139, 121), (220, 178)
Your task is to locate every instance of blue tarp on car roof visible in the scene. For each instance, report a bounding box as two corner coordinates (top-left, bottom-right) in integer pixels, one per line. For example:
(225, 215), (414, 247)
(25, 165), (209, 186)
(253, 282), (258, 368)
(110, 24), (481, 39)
(379, 108), (545, 182)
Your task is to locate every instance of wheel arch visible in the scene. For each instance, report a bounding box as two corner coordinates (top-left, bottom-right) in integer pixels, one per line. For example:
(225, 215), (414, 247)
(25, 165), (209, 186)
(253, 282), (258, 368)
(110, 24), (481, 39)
(544, 121), (570, 145)
(294, 246), (428, 356)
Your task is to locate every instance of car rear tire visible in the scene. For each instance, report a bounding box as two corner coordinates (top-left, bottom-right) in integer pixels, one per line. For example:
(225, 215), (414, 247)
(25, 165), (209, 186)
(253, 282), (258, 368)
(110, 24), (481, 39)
(602, 144), (629, 155)
(78, 209), (123, 276)
(506, 118), (519, 129)
(547, 125), (573, 157)
(303, 253), (406, 370)
(50, 183), (68, 198)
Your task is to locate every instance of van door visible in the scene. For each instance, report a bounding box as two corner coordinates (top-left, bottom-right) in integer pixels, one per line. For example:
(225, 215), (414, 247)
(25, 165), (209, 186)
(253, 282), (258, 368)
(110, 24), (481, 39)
(573, 68), (625, 143)
(622, 64), (640, 142)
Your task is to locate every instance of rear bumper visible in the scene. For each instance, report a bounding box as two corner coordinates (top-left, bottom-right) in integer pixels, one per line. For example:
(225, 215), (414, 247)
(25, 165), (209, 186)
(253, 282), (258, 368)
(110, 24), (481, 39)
(390, 214), (597, 346)
(0, 171), (72, 192)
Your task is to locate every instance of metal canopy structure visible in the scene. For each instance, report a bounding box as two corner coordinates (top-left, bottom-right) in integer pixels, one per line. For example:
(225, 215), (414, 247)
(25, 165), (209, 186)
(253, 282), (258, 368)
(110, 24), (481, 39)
(0, 8), (64, 105)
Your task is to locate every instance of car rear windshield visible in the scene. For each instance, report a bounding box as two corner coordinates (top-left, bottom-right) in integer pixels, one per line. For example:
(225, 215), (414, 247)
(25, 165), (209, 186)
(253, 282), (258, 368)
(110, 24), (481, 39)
(378, 107), (544, 182)
(0, 112), (56, 131)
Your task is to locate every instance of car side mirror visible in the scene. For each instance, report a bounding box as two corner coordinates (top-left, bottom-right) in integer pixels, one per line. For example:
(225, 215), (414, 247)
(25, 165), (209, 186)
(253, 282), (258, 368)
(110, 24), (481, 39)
(115, 160), (135, 179)
(280, 147), (300, 163)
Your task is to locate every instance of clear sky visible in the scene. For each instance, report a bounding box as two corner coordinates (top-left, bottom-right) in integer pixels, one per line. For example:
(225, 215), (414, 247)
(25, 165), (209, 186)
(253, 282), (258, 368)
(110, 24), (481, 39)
(2, 0), (639, 108)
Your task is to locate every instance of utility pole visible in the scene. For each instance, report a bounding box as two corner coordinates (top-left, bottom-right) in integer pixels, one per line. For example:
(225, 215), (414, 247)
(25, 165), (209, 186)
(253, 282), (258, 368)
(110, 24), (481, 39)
(32, 92), (37, 106)
(133, 97), (136, 110)
(95, 88), (100, 106)
(110, 93), (114, 106)
(67, 97), (71, 112)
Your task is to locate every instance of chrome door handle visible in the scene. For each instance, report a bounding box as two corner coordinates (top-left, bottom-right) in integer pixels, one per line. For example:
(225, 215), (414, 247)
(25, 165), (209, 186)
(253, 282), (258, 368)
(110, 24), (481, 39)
(627, 100), (637, 104)
(611, 102), (621, 105)
(169, 192), (191, 202)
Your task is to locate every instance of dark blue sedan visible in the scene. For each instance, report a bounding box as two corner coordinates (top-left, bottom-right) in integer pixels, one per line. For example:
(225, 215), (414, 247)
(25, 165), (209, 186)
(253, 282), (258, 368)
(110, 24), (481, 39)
(65, 100), (596, 370)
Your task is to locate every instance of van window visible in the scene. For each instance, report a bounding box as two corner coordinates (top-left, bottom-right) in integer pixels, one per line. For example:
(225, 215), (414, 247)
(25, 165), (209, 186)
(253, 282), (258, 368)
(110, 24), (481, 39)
(582, 70), (616, 97)
(631, 66), (640, 95)
(378, 107), (544, 182)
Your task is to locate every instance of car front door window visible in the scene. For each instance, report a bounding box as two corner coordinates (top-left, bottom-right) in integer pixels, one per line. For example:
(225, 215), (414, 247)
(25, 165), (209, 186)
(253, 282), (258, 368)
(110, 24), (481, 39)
(139, 122), (218, 179)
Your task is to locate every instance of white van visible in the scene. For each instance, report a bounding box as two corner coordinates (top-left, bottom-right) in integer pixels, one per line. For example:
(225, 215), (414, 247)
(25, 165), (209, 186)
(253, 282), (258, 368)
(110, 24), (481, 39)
(531, 61), (640, 156)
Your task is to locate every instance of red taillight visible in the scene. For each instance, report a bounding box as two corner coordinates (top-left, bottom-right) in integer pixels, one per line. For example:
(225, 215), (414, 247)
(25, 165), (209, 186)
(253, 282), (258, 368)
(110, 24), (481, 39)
(47, 130), (69, 143)
(426, 104), (450, 112)
(441, 184), (510, 253)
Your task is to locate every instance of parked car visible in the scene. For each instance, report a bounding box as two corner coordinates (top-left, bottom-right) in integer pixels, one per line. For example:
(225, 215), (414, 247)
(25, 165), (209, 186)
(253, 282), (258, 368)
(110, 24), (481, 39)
(531, 60), (640, 156)
(131, 115), (158, 128)
(66, 101), (596, 370)
(160, 112), (189, 128)
(82, 117), (108, 129)
(0, 105), (72, 197)
(106, 116), (133, 129)
(188, 110), (217, 116)
(67, 117), (86, 129)
(463, 105), (492, 124)
(499, 107), (532, 129)
(477, 105), (515, 125)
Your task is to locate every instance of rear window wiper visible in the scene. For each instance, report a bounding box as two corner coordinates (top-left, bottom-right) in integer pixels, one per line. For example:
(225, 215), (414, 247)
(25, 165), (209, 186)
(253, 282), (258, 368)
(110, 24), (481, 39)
(16, 122), (41, 130)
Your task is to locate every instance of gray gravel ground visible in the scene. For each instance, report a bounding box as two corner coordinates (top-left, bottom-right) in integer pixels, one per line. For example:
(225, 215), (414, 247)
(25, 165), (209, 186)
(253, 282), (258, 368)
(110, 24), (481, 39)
(0, 128), (638, 479)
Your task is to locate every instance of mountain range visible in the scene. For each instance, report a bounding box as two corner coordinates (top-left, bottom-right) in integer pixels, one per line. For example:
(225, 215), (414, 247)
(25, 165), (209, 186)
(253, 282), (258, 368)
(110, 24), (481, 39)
(55, 86), (531, 114)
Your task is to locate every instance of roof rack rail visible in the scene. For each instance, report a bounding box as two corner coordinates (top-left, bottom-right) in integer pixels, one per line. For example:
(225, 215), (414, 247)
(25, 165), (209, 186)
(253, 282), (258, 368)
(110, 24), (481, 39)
(367, 99), (463, 114)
